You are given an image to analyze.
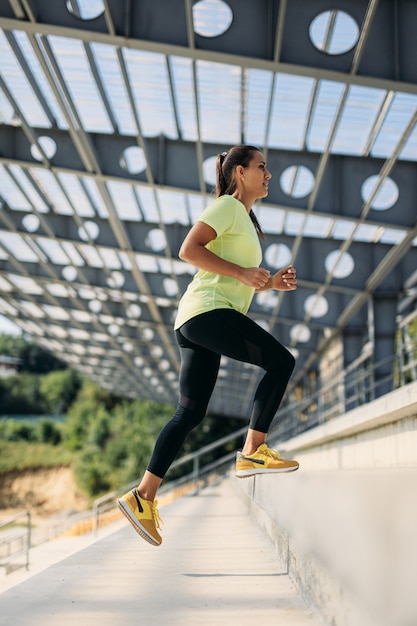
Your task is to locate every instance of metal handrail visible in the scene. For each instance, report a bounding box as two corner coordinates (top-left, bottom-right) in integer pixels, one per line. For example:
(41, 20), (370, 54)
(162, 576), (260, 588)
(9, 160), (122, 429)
(92, 442), (244, 535)
(0, 510), (31, 574)
(93, 347), (416, 532)
(4, 346), (416, 555)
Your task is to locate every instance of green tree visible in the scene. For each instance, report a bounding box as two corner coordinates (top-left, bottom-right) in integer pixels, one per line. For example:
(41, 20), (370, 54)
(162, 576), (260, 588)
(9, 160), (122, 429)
(36, 418), (62, 445)
(64, 380), (117, 450)
(0, 419), (37, 442)
(103, 400), (171, 486)
(0, 335), (27, 359)
(64, 393), (173, 495)
(74, 445), (112, 495)
(39, 369), (81, 414)
(0, 373), (43, 413)
(0, 334), (64, 373)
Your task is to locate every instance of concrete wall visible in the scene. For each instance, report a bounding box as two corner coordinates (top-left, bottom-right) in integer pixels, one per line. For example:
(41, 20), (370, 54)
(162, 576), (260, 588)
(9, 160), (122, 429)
(234, 381), (417, 626)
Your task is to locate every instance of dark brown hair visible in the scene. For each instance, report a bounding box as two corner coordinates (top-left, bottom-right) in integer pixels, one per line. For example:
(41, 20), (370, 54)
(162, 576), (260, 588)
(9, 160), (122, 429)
(215, 145), (264, 238)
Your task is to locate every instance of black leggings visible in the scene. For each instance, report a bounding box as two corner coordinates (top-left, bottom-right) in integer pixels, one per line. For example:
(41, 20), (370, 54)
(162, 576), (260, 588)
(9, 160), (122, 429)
(147, 309), (295, 478)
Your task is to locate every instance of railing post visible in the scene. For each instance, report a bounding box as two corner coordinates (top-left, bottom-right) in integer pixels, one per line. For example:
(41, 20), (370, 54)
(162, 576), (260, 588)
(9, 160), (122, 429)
(26, 510), (31, 570)
(193, 454), (200, 494)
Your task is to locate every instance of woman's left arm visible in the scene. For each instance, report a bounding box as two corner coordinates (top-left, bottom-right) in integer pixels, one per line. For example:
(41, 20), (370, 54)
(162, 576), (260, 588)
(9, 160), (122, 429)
(255, 265), (297, 292)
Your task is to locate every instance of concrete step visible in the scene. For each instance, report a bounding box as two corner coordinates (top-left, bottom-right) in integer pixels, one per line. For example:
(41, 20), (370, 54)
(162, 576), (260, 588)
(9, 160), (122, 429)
(0, 477), (320, 626)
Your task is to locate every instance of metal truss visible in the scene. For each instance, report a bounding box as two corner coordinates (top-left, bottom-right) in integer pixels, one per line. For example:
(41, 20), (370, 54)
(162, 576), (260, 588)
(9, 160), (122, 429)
(0, 0), (416, 418)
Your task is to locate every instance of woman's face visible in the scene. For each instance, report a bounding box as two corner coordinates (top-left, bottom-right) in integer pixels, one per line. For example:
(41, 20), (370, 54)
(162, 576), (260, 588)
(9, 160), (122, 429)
(241, 151), (272, 199)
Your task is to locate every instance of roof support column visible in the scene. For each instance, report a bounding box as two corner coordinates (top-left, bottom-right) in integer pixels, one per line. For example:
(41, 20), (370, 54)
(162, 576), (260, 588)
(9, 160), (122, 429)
(371, 294), (398, 398)
(342, 328), (367, 407)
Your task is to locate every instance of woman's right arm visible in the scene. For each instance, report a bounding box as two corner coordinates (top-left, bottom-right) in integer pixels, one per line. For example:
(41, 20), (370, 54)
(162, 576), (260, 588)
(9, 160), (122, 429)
(179, 221), (270, 290)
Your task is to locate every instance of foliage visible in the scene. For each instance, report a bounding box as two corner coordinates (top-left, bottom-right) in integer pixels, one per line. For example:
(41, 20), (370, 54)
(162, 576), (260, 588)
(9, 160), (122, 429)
(37, 418), (62, 445)
(395, 317), (417, 385)
(39, 369), (81, 414)
(0, 335), (76, 414)
(0, 334), (64, 373)
(0, 373), (43, 414)
(0, 335), (27, 360)
(64, 381), (118, 451)
(0, 440), (73, 473)
(73, 445), (112, 495)
(0, 369), (81, 416)
(0, 417), (63, 445)
(0, 334), (247, 499)
(66, 387), (173, 495)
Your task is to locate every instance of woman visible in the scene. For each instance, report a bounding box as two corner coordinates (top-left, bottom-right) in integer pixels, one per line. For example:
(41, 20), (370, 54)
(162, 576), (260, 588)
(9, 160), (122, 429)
(118, 145), (299, 546)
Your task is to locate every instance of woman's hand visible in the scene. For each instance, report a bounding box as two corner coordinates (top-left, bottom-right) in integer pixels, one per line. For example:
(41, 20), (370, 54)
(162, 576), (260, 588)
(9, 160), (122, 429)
(237, 266), (271, 289)
(272, 265), (297, 291)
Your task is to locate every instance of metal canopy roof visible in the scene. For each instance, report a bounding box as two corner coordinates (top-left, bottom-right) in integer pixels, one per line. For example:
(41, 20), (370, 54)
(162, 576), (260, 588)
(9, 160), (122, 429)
(0, 0), (416, 418)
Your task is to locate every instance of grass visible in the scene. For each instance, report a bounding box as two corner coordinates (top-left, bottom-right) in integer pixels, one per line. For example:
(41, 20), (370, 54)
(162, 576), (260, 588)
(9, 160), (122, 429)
(0, 440), (75, 474)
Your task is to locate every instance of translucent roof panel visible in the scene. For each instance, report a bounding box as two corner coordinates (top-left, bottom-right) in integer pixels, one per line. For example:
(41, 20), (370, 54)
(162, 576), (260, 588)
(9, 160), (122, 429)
(303, 215), (334, 238)
(331, 85), (387, 156)
(245, 69), (274, 146)
(106, 181), (142, 221)
(0, 164), (33, 211)
(123, 48), (178, 139)
(352, 223), (382, 243)
(399, 121), (417, 161)
(331, 220), (356, 240)
(0, 30), (51, 127)
(135, 253), (159, 273)
(284, 212), (306, 236)
(8, 165), (49, 213)
(197, 61), (241, 144)
(61, 241), (85, 266)
(257, 206), (285, 234)
(371, 92), (417, 159)
(268, 74), (316, 150)
(48, 36), (113, 133)
(30, 169), (73, 214)
(91, 42), (136, 135)
(187, 194), (206, 223)
(0, 277), (12, 291)
(0, 0), (416, 413)
(170, 56), (198, 141)
(379, 228), (407, 245)
(135, 187), (159, 222)
(42, 304), (70, 321)
(36, 237), (70, 264)
(156, 190), (189, 225)
(307, 80), (346, 151)
(7, 275), (43, 295)
(82, 178), (109, 218)
(58, 173), (96, 218)
(0, 85), (15, 124)
(78, 244), (104, 268)
(100, 248), (122, 270)
(14, 31), (69, 129)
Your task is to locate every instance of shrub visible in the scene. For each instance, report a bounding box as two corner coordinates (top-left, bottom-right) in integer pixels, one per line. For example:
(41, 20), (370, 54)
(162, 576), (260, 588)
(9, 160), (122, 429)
(0, 420), (37, 442)
(73, 446), (111, 496)
(36, 418), (62, 445)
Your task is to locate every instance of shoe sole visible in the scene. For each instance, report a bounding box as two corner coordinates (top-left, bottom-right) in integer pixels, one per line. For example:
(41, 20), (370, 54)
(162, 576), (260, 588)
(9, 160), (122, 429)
(117, 498), (161, 546)
(236, 465), (299, 478)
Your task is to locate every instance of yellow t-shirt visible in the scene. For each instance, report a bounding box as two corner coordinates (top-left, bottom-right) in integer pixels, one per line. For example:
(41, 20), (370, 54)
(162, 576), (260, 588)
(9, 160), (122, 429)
(174, 195), (262, 330)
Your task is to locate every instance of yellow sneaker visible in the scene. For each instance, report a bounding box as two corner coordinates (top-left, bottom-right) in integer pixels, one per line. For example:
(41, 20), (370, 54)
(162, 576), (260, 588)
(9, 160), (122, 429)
(117, 488), (162, 546)
(235, 443), (299, 478)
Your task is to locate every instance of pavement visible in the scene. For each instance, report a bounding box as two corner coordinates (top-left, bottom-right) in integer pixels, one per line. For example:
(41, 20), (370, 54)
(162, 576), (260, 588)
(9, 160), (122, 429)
(0, 476), (321, 626)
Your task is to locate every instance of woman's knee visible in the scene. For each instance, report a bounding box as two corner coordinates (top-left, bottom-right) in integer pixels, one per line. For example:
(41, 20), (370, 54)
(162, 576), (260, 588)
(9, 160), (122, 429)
(174, 402), (206, 432)
(265, 345), (295, 375)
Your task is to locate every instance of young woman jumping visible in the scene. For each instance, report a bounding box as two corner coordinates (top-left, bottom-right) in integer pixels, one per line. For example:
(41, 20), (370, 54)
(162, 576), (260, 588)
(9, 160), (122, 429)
(118, 145), (299, 546)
